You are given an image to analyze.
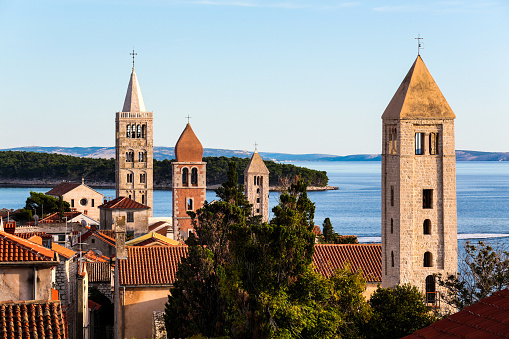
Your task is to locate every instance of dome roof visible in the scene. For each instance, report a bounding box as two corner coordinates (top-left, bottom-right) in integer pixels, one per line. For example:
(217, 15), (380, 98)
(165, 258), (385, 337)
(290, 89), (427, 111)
(175, 124), (203, 162)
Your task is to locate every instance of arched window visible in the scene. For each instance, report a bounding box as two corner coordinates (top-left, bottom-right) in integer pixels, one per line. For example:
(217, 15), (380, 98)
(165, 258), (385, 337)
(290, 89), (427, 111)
(391, 251), (394, 267)
(191, 168), (198, 185)
(424, 252), (433, 267)
(182, 168), (189, 186)
(257, 188), (260, 193)
(390, 218), (393, 234)
(126, 124), (130, 138)
(137, 124), (141, 138)
(186, 198), (193, 211)
(257, 176), (260, 185)
(142, 124), (147, 138)
(423, 219), (431, 235)
(141, 194), (145, 205)
(254, 176), (257, 185)
(425, 275), (436, 304)
(131, 126), (136, 138)
(140, 173), (146, 184)
(126, 151), (134, 162)
(139, 151), (146, 162)
(127, 172), (133, 183)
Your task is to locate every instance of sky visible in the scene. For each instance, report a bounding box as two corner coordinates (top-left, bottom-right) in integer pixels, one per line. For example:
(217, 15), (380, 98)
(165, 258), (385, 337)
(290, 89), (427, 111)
(1, 0), (507, 155)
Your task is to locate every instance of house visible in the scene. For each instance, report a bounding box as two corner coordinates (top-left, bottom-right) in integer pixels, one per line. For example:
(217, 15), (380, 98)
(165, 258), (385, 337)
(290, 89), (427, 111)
(403, 288), (509, 338)
(77, 225), (116, 258)
(41, 210), (99, 227)
(126, 231), (180, 247)
(148, 219), (173, 238)
(46, 180), (104, 221)
(115, 245), (188, 339)
(312, 244), (382, 298)
(99, 196), (150, 238)
(86, 261), (114, 302)
(0, 300), (68, 338)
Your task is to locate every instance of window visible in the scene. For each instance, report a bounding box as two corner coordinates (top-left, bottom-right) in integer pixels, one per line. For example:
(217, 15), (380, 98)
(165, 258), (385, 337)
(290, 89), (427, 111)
(256, 209), (260, 213)
(257, 176), (260, 185)
(390, 218), (393, 234)
(186, 198), (193, 211)
(257, 188), (260, 193)
(256, 198), (260, 203)
(425, 275), (436, 304)
(71, 199), (74, 208)
(127, 173), (133, 183)
(126, 151), (134, 162)
(182, 168), (189, 186)
(131, 126), (136, 138)
(80, 198), (87, 206)
(91, 239), (95, 244)
(390, 186), (394, 207)
(137, 124), (141, 138)
(142, 124), (147, 138)
(140, 173), (146, 183)
(58, 234), (65, 242)
(129, 194), (132, 199)
(127, 212), (134, 223)
(139, 151), (146, 162)
(126, 124), (131, 138)
(391, 251), (394, 267)
(388, 126), (397, 154)
(254, 177), (257, 185)
(423, 189), (433, 209)
(423, 219), (431, 235)
(424, 252), (433, 267)
(191, 168), (198, 185)
(91, 199), (94, 207)
(141, 194), (145, 204)
(415, 132), (425, 155)
(429, 133), (439, 155)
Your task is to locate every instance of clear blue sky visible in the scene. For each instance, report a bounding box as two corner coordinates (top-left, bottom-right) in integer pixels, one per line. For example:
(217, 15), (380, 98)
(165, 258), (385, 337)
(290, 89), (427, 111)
(1, 0), (507, 155)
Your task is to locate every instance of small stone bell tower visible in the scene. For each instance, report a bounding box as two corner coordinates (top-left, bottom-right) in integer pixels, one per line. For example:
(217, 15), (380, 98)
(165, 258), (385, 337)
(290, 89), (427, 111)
(381, 55), (457, 306)
(115, 67), (153, 215)
(172, 123), (206, 240)
(244, 150), (270, 222)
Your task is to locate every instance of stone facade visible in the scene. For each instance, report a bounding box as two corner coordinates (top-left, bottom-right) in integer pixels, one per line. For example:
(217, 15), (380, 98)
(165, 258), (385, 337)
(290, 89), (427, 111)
(115, 68), (154, 216)
(62, 185), (103, 221)
(100, 205), (150, 238)
(244, 150), (270, 222)
(55, 257), (78, 339)
(381, 56), (457, 309)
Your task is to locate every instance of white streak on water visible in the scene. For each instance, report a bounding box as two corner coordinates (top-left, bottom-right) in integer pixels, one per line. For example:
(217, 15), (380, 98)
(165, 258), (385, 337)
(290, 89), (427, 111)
(358, 234), (509, 243)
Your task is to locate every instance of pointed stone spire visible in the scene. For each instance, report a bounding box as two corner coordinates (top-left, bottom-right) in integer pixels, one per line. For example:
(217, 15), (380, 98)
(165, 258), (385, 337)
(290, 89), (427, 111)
(382, 55), (455, 120)
(244, 150), (269, 175)
(122, 68), (146, 113)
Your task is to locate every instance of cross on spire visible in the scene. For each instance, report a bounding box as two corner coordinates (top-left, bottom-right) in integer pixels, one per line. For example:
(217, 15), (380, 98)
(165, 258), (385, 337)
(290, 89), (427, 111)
(130, 48), (137, 68)
(415, 34), (423, 55)
(186, 115), (192, 124)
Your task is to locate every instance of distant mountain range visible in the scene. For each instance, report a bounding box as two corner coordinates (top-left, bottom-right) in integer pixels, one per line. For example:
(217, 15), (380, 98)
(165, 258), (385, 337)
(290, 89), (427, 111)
(1, 147), (508, 162)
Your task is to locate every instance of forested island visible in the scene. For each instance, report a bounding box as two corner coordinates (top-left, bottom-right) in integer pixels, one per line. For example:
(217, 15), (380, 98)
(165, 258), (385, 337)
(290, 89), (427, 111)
(0, 151), (328, 188)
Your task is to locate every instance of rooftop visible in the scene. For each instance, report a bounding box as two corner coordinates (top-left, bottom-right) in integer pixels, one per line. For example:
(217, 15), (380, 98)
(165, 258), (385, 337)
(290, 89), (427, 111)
(0, 230), (56, 262)
(98, 196), (150, 210)
(46, 182), (81, 196)
(174, 123), (203, 162)
(86, 261), (111, 283)
(126, 232), (180, 247)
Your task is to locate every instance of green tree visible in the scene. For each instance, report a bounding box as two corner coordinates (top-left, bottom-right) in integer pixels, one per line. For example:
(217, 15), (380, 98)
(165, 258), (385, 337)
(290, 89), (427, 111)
(366, 284), (437, 339)
(14, 191), (71, 222)
(437, 241), (509, 310)
(320, 218), (358, 245)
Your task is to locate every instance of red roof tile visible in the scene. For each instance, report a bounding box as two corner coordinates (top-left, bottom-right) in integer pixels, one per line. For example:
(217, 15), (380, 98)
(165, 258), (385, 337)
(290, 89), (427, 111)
(313, 225), (322, 235)
(82, 250), (110, 263)
(16, 231), (52, 239)
(78, 230), (115, 247)
(149, 221), (170, 236)
(86, 262), (112, 283)
(0, 231), (56, 262)
(98, 196), (150, 210)
(26, 235), (77, 259)
(118, 246), (188, 286)
(46, 182), (81, 196)
(403, 289), (509, 339)
(312, 244), (382, 282)
(0, 300), (67, 338)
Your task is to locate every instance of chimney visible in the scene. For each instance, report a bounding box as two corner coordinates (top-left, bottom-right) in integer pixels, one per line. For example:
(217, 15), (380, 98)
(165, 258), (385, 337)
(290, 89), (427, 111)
(115, 216), (127, 259)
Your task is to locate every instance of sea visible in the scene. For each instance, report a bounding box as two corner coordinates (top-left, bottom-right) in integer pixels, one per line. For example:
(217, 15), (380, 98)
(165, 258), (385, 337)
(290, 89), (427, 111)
(1, 161), (508, 250)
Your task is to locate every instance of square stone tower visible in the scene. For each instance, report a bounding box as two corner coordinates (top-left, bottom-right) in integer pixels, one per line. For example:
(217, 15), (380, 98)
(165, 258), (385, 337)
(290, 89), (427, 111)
(172, 123), (206, 240)
(115, 67), (153, 216)
(381, 55), (457, 304)
(244, 150), (270, 222)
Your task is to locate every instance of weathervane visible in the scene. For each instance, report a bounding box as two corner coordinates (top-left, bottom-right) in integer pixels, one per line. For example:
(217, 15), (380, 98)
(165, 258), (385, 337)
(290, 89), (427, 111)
(186, 115), (192, 124)
(415, 34), (423, 55)
(130, 48), (137, 68)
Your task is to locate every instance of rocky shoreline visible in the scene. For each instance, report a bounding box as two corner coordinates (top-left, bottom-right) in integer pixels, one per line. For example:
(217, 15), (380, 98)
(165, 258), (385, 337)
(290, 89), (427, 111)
(0, 180), (338, 191)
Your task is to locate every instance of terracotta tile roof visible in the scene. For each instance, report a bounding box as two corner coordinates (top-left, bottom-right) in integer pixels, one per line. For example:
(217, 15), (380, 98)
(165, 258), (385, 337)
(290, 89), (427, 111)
(313, 225), (322, 235)
(78, 230), (115, 247)
(16, 231), (52, 239)
(174, 123), (203, 162)
(148, 221), (171, 236)
(118, 246), (188, 286)
(82, 250), (110, 263)
(126, 232), (180, 247)
(0, 231), (56, 262)
(0, 300), (67, 338)
(312, 244), (382, 282)
(98, 196), (150, 210)
(46, 182), (81, 196)
(98, 229), (115, 239)
(27, 235), (77, 259)
(403, 289), (509, 339)
(86, 262), (111, 283)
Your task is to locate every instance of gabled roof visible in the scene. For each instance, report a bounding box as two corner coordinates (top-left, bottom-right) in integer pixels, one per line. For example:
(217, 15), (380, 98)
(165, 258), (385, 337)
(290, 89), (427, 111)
(0, 300), (67, 338)
(312, 244), (382, 282)
(0, 230), (56, 262)
(46, 182), (81, 196)
(382, 55), (455, 120)
(98, 196), (150, 210)
(86, 261), (111, 283)
(122, 67), (147, 113)
(149, 221), (171, 236)
(403, 289), (509, 338)
(126, 232), (180, 247)
(27, 235), (77, 259)
(244, 150), (269, 175)
(82, 250), (110, 263)
(118, 246), (188, 286)
(78, 230), (116, 247)
(174, 123), (203, 162)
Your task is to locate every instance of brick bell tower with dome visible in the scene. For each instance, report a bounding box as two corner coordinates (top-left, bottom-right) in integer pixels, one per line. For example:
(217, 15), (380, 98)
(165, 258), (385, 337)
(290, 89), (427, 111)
(171, 123), (206, 240)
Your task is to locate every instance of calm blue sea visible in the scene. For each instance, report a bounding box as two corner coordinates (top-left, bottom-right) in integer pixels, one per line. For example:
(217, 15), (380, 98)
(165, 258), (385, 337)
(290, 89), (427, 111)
(1, 161), (508, 247)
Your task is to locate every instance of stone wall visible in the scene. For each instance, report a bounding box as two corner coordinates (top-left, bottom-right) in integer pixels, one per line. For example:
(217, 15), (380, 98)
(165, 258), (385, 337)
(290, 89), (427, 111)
(152, 311), (167, 339)
(55, 258), (77, 339)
